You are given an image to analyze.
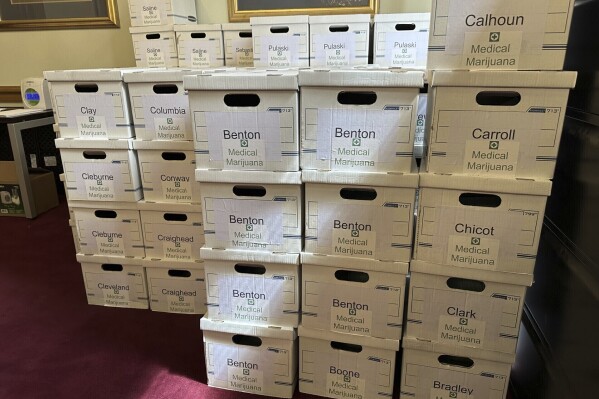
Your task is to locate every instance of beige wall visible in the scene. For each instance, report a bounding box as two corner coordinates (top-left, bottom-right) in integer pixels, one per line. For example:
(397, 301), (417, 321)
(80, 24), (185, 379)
(0, 0), (431, 89)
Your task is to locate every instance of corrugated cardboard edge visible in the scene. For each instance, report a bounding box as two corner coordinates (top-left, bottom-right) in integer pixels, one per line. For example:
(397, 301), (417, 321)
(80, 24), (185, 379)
(201, 316), (297, 339)
(69, 200), (139, 210)
(299, 325), (400, 351)
(302, 252), (409, 274)
(222, 22), (251, 31)
(410, 260), (533, 287)
(55, 138), (134, 150)
(431, 70), (578, 89)
(201, 247), (299, 265)
(250, 15), (309, 25)
(129, 24), (175, 34)
(141, 258), (204, 269)
(137, 200), (202, 213)
(174, 23), (222, 32)
(299, 68), (424, 87)
(402, 337), (516, 364)
(123, 69), (202, 83)
(309, 14), (371, 24)
(44, 68), (142, 82)
(419, 173), (552, 196)
(132, 140), (194, 151)
(76, 253), (144, 266)
(302, 170), (419, 188)
(195, 170), (302, 185)
(374, 13), (430, 23)
(184, 71), (298, 91)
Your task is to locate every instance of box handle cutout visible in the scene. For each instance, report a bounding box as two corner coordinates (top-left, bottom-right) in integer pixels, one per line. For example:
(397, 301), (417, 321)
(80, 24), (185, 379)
(458, 193), (501, 208)
(329, 25), (349, 32)
(233, 185), (266, 197)
(153, 84), (178, 94)
(224, 93), (260, 107)
(232, 335), (262, 347)
(331, 341), (363, 353)
(270, 26), (289, 34)
(101, 264), (123, 272)
(447, 277), (486, 292)
(83, 150), (107, 159)
(234, 264), (267, 275)
(337, 91), (377, 105)
(146, 33), (161, 40)
(438, 355), (474, 368)
(395, 23), (416, 31)
(239, 31), (252, 38)
(191, 32), (207, 39)
(188, 16), (197, 23)
(74, 83), (98, 93)
(168, 269), (192, 278)
(340, 188), (377, 201)
(161, 152), (186, 161)
(476, 91), (521, 106)
(335, 269), (369, 283)
(94, 210), (117, 219)
(163, 213), (188, 222)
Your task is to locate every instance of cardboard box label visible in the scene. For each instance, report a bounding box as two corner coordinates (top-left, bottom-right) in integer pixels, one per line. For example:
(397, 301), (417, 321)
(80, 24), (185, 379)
(437, 315), (486, 348)
(72, 163), (121, 201)
(232, 38), (254, 66)
(148, 163), (194, 202)
(183, 40), (218, 68)
(418, 368), (505, 399)
(159, 225), (197, 261)
(80, 220), (127, 256)
(146, 45), (167, 67)
(0, 185), (24, 215)
(167, 294), (196, 313)
(214, 199), (283, 249)
(317, 108), (410, 172)
(64, 94), (116, 138)
(445, 0), (549, 69)
(138, 2), (165, 26)
(213, 343), (265, 394)
(385, 31), (428, 67)
(446, 235), (500, 269)
(205, 111), (282, 170)
(98, 274), (132, 307)
(325, 373), (366, 399)
(462, 140), (520, 177)
(414, 94), (427, 148)
(320, 203), (379, 258)
(314, 33), (355, 67)
(260, 35), (299, 67)
(142, 95), (190, 140)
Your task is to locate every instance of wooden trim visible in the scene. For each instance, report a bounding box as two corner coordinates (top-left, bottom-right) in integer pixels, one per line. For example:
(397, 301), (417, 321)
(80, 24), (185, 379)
(0, 86), (22, 103)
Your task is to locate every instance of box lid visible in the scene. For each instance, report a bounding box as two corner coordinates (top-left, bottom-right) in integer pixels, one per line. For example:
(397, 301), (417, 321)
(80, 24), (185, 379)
(419, 173), (552, 196)
(132, 140), (194, 151)
(402, 336), (516, 364)
(200, 247), (299, 265)
(222, 22), (251, 31)
(374, 13), (430, 23)
(299, 325), (399, 351)
(174, 23), (221, 32)
(431, 70), (578, 89)
(44, 68), (140, 82)
(69, 200), (139, 210)
(250, 15), (309, 25)
(410, 260), (533, 286)
(141, 258), (204, 269)
(184, 70), (298, 91)
(123, 68), (202, 83)
(137, 201), (201, 213)
(302, 170), (419, 188)
(196, 170), (302, 185)
(309, 14), (371, 24)
(301, 252), (409, 275)
(76, 253), (143, 266)
(299, 68), (424, 88)
(201, 316), (297, 340)
(54, 138), (134, 150)
(129, 24), (175, 34)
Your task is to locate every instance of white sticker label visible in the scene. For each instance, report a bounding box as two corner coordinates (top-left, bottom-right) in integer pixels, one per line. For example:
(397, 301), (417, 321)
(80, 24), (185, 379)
(461, 30), (523, 69)
(463, 140), (520, 177)
(314, 33), (355, 67)
(317, 108), (410, 171)
(167, 295), (196, 314)
(438, 315), (486, 348)
(205, 111), (282, 170)
(227, 366), (264, 394)
(95, 232), (125, 256)
(102, 284), (131, 307)
(146, 46), (166, 67)
(232, 38), (254, 66)
(385, 30), (428, 67)
(139, 2), (164, 26)
(72, 163), (120, 201)
(160, 227), (196, 261)
(326, 374), (366, 399)
(64, 94), (115, 138)
(261, 35), (299, 67)
(212, 343), (265, 394)
(142, 95), (190, 140)
(188, 40), (217, 68)
(447, 235), (500, 269)
(430, 388), (471, 399)
(414, 94), (427, 146)
(213, 199), (284, 249)
(149, 163), (194, 203)
(330, 306), (373, 336)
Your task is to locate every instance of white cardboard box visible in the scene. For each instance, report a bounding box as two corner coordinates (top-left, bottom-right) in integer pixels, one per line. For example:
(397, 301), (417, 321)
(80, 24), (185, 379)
(175, 24), (225, 68)
(423, 70), (577, 180)
(130, 25), (179, 68)
(309, 14), (371, 67)
(400, 337), (514, 399)
(73, 202), (145, 258)
(222, 23), (254, 67)
(304, 170), (418, 262)
(415, 174), (551, 274)
(124, 69), (199, 141)
(77, 254), (148, 309)
(138, 201), (204, 261)
(299, 325), (398, 399)
(251, 15), (309, 68)
(128, 0), (197, 27)
(301, 252), (408, 341)
(202, 248), (300, 328)
(197, 170), (303, 253)
(143, 258), (206, 314)
(406, 260), (532, 354)
(69, 218), (80, 253)
(428, 0), (575, 71)
(44, 69), (135, 139)
(299, 68), (424, 173)
(56, 138), (142, 202)
(374, 13), (430, 68)
(185, 71), (299, 171)
(133, 140), (200, 203)
(201, 317), (297, 398)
